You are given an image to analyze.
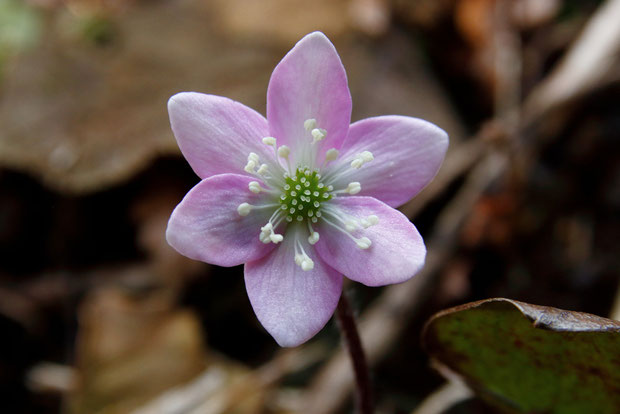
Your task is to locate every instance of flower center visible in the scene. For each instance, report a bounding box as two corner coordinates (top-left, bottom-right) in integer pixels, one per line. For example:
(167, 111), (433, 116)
(279, 167), (332, 223)
(236, 118), (380, 271)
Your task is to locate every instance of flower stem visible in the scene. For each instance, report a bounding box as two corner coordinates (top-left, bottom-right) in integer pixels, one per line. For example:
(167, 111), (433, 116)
(336, 290), (373, 414)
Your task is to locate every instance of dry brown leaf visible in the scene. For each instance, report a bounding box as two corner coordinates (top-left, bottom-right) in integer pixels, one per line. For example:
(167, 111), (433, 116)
(209, 0), (352, 44)
(69, 286), (208, 414)
(0, 0), (278, 194)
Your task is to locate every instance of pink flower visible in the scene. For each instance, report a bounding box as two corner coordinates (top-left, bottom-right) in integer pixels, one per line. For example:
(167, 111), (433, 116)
(166, 32), (448, 347)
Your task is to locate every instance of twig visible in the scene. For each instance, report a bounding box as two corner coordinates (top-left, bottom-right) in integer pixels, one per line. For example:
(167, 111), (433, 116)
(524, 0), (620, 121)
(610, 282), (620, 321)
(410, 380), (472, 414)
(131, 344), (326, 414)
(335, 291), (373, 414)
(400, 137), (486, 219)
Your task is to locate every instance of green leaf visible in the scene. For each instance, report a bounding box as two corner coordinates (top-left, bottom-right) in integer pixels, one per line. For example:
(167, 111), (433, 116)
(422, 298), (620, 414)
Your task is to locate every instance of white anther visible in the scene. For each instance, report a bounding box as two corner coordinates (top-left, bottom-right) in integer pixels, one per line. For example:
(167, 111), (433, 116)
(346, 182), (361, 194)
(304, 118), (317, 131)
(311, 128), (327, 142)
(301, 258), (314, 271)
(256, 164), (269, 176)
(260, 222), (283, 244)
(244, 160), (257, 173)
(277, 145), (290, 159)
(361, 151), (374, 162)
(295, 254), (304, 266)
(248, 152), (259, 163)
(361, 215), (379, 228)
(344, 221), (357, 232)
(350, 151), (374, 169)
(237, 203), (252, 216)
(325, 148), (339, 162)
(262, 136), (276, 146)
(248, 181), (262, 194)
(355, 237), (372, 249)
(308, 231), (320, 245)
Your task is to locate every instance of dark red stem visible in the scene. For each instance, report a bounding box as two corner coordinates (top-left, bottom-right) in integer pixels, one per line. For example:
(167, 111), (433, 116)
(336, 290), (373, 414)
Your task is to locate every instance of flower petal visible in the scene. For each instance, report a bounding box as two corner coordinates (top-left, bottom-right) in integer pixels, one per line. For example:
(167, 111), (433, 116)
(245, 228), (343, 347)
(166, 174), (277, 267)
(328, 115), (448, 207)
(168, 92), (272, 179)
(315, 196), (425, 286)
(267, 32), (351, 162)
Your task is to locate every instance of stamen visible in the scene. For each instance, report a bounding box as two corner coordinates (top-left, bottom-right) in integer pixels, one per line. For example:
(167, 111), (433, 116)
(262, 136), (276, 146)
(307, 221), (320, 245)
(356, 237), (372, 249)
(244, 160), (257, 173)
(333, 181), (362, 195)
(259, 211), (285, 244)
(294, 237), (314, 271)
(237, 202), (279, 217)
(321, 208), (373, 250)
(278, 145), (290, 158)
(350, 151), (374, 169)
(311, 128), (327, 143)
(237, 203), (252, 216)
(256, 164), (269, 176)
(360, 215), (379, 228)
(304, 118), (317, 131)
(248, 181), (262, 194)
(325, 148), (339, 162)
(244, 153), (261, 174)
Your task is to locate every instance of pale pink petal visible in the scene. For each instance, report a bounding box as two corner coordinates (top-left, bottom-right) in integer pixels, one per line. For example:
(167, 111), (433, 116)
(168, 92), (272, 179)
(327, 116), (448, 207)
(245, 228), (343, 347)
(315, 196), (425, 286)
(267, 32), (351, 162)
(166, 174), (277, 267)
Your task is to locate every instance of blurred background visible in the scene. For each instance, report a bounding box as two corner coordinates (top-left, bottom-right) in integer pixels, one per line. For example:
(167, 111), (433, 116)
(0, 0), (619, 413)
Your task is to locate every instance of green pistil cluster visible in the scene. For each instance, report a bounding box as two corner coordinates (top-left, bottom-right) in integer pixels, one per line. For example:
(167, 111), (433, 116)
(279, 167), (332, 222)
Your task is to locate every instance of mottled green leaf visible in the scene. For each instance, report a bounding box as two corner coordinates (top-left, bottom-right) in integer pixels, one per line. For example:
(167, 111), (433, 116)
(423, 298), (620, 414)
